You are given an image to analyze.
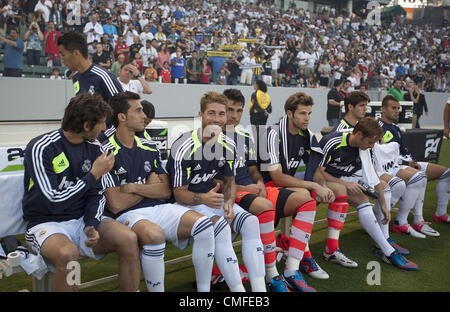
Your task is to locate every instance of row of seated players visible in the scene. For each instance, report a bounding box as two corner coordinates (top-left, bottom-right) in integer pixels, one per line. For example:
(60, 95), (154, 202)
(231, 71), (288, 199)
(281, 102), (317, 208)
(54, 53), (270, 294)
(21, 89), (449, 292)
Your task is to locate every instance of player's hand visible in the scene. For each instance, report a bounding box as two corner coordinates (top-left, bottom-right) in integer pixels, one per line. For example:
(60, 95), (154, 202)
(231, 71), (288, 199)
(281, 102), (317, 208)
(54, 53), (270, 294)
(84, 226), (100, 248)
(91, 150), (115, 180)
(120, 183), (135, 194)
(203, 183), (224, 209)
(314, 185), (335, 203)
(256, 182), (267, 198)
(223, 200), (235, 224)
(343, 181), (365, 195)
(380, 204), (391, 225)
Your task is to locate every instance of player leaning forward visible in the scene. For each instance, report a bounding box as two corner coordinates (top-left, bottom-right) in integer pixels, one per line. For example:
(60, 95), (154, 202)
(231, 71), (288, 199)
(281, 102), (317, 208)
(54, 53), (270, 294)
(22, 93), (141, 291)
(102, 91), (215, 292)
(308, 117), (419, 270)
(167, 92), (266, 292)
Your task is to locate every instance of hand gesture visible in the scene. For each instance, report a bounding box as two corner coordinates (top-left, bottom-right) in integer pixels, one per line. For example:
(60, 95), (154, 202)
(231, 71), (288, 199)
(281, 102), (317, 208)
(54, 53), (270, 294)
(223, 201), (235, 224)
(314, 185), (335, 203)
(84, 226), (100, 248)
(91, 150), (115, 180)
(379, 203), (391, 225)
(203, 183), (224, 208)
(343, 181), (365, 195)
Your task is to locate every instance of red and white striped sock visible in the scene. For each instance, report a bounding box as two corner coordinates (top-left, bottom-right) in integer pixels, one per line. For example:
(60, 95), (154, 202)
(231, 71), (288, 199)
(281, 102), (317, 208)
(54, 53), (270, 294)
(326, 195), (349, 254)
(256, 209), (278, 280)
(285, 200), (316, 274)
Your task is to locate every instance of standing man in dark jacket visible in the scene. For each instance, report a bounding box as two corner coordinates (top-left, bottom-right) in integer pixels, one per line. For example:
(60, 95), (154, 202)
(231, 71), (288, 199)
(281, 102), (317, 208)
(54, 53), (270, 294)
(326, 79), (343, 127)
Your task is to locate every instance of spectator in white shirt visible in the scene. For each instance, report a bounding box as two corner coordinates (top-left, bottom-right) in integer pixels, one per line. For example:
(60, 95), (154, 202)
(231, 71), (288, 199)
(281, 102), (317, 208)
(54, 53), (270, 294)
(240, 50), (256, 85)
(123, 22), (139, 46)
(83, 13), (103, 46)
(34, 0), (51, 23)
(139, 39), (156, 69)
(140, 24), (154, 44)
(118, 63), (153, 94)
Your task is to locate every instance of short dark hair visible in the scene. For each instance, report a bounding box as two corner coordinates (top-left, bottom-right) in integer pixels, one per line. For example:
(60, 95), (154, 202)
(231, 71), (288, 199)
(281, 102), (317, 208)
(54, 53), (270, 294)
(223, 89), (245, 107)
(381, 94), (399, 108)
(61, 93), (111, 133)
(255, 79), (267, 93)
(109, 91), (141, 127)
(353, 117), (383, 139)
(284, 92), (314, 114)
(57, 31), (89, 59)
(334, 79), (342, 87)
(141, 100), (155, 119)
(344, 91), (370, 113)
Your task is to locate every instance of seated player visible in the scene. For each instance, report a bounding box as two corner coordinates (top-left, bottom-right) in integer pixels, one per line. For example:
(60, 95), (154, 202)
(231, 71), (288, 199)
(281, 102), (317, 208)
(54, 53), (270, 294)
(102, 92), (215, 292)
(330, 91), (416, 248)
(333, 90), (369, 132)
(167, 92), (266, 292)
(22, 93), (141, 291)
(310, 117), (418, 270)
(260, 92), (352, 285)
(222, 88), (290, 292)
(136, 100), (155, 140)
(379, 95), (444, 233)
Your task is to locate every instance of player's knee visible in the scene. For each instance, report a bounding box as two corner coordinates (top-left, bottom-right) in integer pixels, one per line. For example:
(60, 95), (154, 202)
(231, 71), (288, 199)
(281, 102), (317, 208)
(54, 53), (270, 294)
(330, 182), (347, 196)
(53, 245), (79, 270)
(254, 198), (274, 214)
(294, 188), (313, 202)
(139, 224), (165, 245)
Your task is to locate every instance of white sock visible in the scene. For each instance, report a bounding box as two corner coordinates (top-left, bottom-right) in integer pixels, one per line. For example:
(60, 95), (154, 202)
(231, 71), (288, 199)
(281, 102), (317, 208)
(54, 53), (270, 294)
(357, 203), (395, 257)
(234, 212), (266, 292)
(284, 256), (301, 277)
(213, 216), (245, 292)
(141, 243), (166, 292)
(265, 265), (279, 282)
(191, 216), (215, 292)
(412, 173), (428, 224)
(436, 169), (450, 216)
(396, 172), (424, 225)
(388, 177), (406, 208)
(374, 187), (391, 239)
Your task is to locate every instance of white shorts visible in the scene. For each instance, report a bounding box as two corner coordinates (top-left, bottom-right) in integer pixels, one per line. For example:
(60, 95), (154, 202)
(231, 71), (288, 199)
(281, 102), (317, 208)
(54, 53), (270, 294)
(339, 169), (363, 183)
(240, 71), (253, 85)
(186, 203), (245, 220)
(25, 217), (107, 260)
(116, 203), (191, 250)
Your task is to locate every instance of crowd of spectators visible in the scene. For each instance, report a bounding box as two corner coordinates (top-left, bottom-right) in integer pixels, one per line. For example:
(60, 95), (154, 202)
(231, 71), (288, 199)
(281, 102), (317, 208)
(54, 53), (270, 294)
(0, 0), (448, 92)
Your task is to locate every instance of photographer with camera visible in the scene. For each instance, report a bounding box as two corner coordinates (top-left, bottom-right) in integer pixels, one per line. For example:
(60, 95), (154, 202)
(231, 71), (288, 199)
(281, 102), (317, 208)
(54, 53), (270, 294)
(83, 13), (103, 50)
(225, 52), (241, 86)
(24, 20), (44, 66)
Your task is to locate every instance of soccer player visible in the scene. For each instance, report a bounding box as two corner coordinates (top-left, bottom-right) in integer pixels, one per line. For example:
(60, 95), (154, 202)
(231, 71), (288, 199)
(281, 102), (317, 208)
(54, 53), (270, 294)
(22, 93), (141, 291)
(167, 92), (266, 292)
(222, 88), (290, 292)
(312, 117), (418, 270)
(379, 95), (448, 227)
(58, 31), (123, 142)
(261, 92), (353, 284)
(102, 92), (215, 292)
(333, 90), (370, 132)
(331, 91), (414, 249)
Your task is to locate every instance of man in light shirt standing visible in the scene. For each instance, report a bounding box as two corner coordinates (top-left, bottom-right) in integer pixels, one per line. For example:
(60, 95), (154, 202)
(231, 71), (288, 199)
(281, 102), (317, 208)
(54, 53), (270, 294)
(118, 63), (153, 94)
(84, 14), (103, 50)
